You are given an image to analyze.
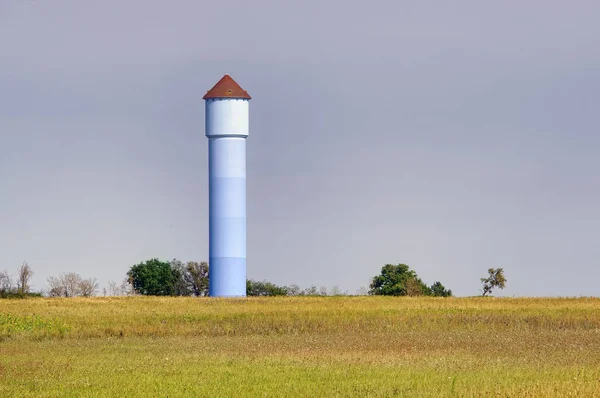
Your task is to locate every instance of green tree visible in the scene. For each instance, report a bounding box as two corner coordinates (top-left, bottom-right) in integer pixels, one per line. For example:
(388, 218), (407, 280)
(170, 259), (193, 296)
(430, 281), (452, 297)
(127, 258), (178, 296)
(369, 264), (432, 296)
(299, 285), (319, 296)
(246, 279), (288, 296)
(185, 261), (209, 297)
(480, 268), (507, 296)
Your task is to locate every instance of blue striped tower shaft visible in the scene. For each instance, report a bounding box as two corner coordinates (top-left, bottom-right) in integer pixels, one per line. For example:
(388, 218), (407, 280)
(205, 95), (249, 297)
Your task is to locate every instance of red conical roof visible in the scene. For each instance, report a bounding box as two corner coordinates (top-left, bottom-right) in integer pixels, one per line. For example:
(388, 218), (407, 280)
(203, 74), (251, 100)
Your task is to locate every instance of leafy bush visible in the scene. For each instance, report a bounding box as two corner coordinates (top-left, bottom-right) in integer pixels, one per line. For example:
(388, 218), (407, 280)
(369, 263), (452, 297)
(127, 259), (178, 296)
(246, 279), (288, 296)
(430, 281), (452, 297)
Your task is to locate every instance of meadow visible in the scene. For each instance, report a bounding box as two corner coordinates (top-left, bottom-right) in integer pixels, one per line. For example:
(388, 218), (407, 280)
(1, 296), (599, 397)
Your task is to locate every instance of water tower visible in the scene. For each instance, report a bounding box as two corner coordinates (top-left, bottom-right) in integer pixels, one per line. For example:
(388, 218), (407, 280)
(203, 75), (251, 297)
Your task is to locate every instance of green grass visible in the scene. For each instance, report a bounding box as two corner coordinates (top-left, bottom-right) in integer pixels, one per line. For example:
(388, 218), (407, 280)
(0, 313), (70, 339)
(1, 296), (599, 396)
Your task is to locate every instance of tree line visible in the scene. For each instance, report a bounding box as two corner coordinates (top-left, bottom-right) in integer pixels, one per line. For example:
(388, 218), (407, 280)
(0, 259), (507, 298)
(125, 259), (506, 298)
(127, 258), (344, 297)
(0, 262), (39, 298)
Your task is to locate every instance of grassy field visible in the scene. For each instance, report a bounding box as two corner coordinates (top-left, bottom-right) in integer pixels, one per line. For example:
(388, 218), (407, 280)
(1, 296), (599, 397)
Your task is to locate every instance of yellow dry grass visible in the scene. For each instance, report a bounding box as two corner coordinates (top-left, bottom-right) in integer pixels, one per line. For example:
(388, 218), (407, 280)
(1, 296), (599, 397)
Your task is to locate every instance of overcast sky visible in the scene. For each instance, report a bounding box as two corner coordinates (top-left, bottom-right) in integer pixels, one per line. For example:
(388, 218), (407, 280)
(1, 1), (598, 296)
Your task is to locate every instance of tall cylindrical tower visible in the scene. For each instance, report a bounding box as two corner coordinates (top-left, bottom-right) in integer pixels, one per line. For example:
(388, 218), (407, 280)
(203, 75), (251, 297)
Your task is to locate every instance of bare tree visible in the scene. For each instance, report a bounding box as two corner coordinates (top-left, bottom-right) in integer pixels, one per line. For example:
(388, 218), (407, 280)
(46, 276), (66, 297)
(17, 262), (33, 295)
(79, 277), (98, 297)
(330, 285), (343, 296)
(46, 273), (96, 297)
(356, 286), (368, 296)
(120, 277), (134, 295)
(286, 284), (301, 296)
(104, 278), (134, 296)
(106, 280), (119, 296)
(0, 270), (14, 297)
(61, 273), (82, 297)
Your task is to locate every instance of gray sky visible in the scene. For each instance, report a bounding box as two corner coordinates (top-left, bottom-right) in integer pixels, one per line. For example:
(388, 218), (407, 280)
(1, 0), (598, 296)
